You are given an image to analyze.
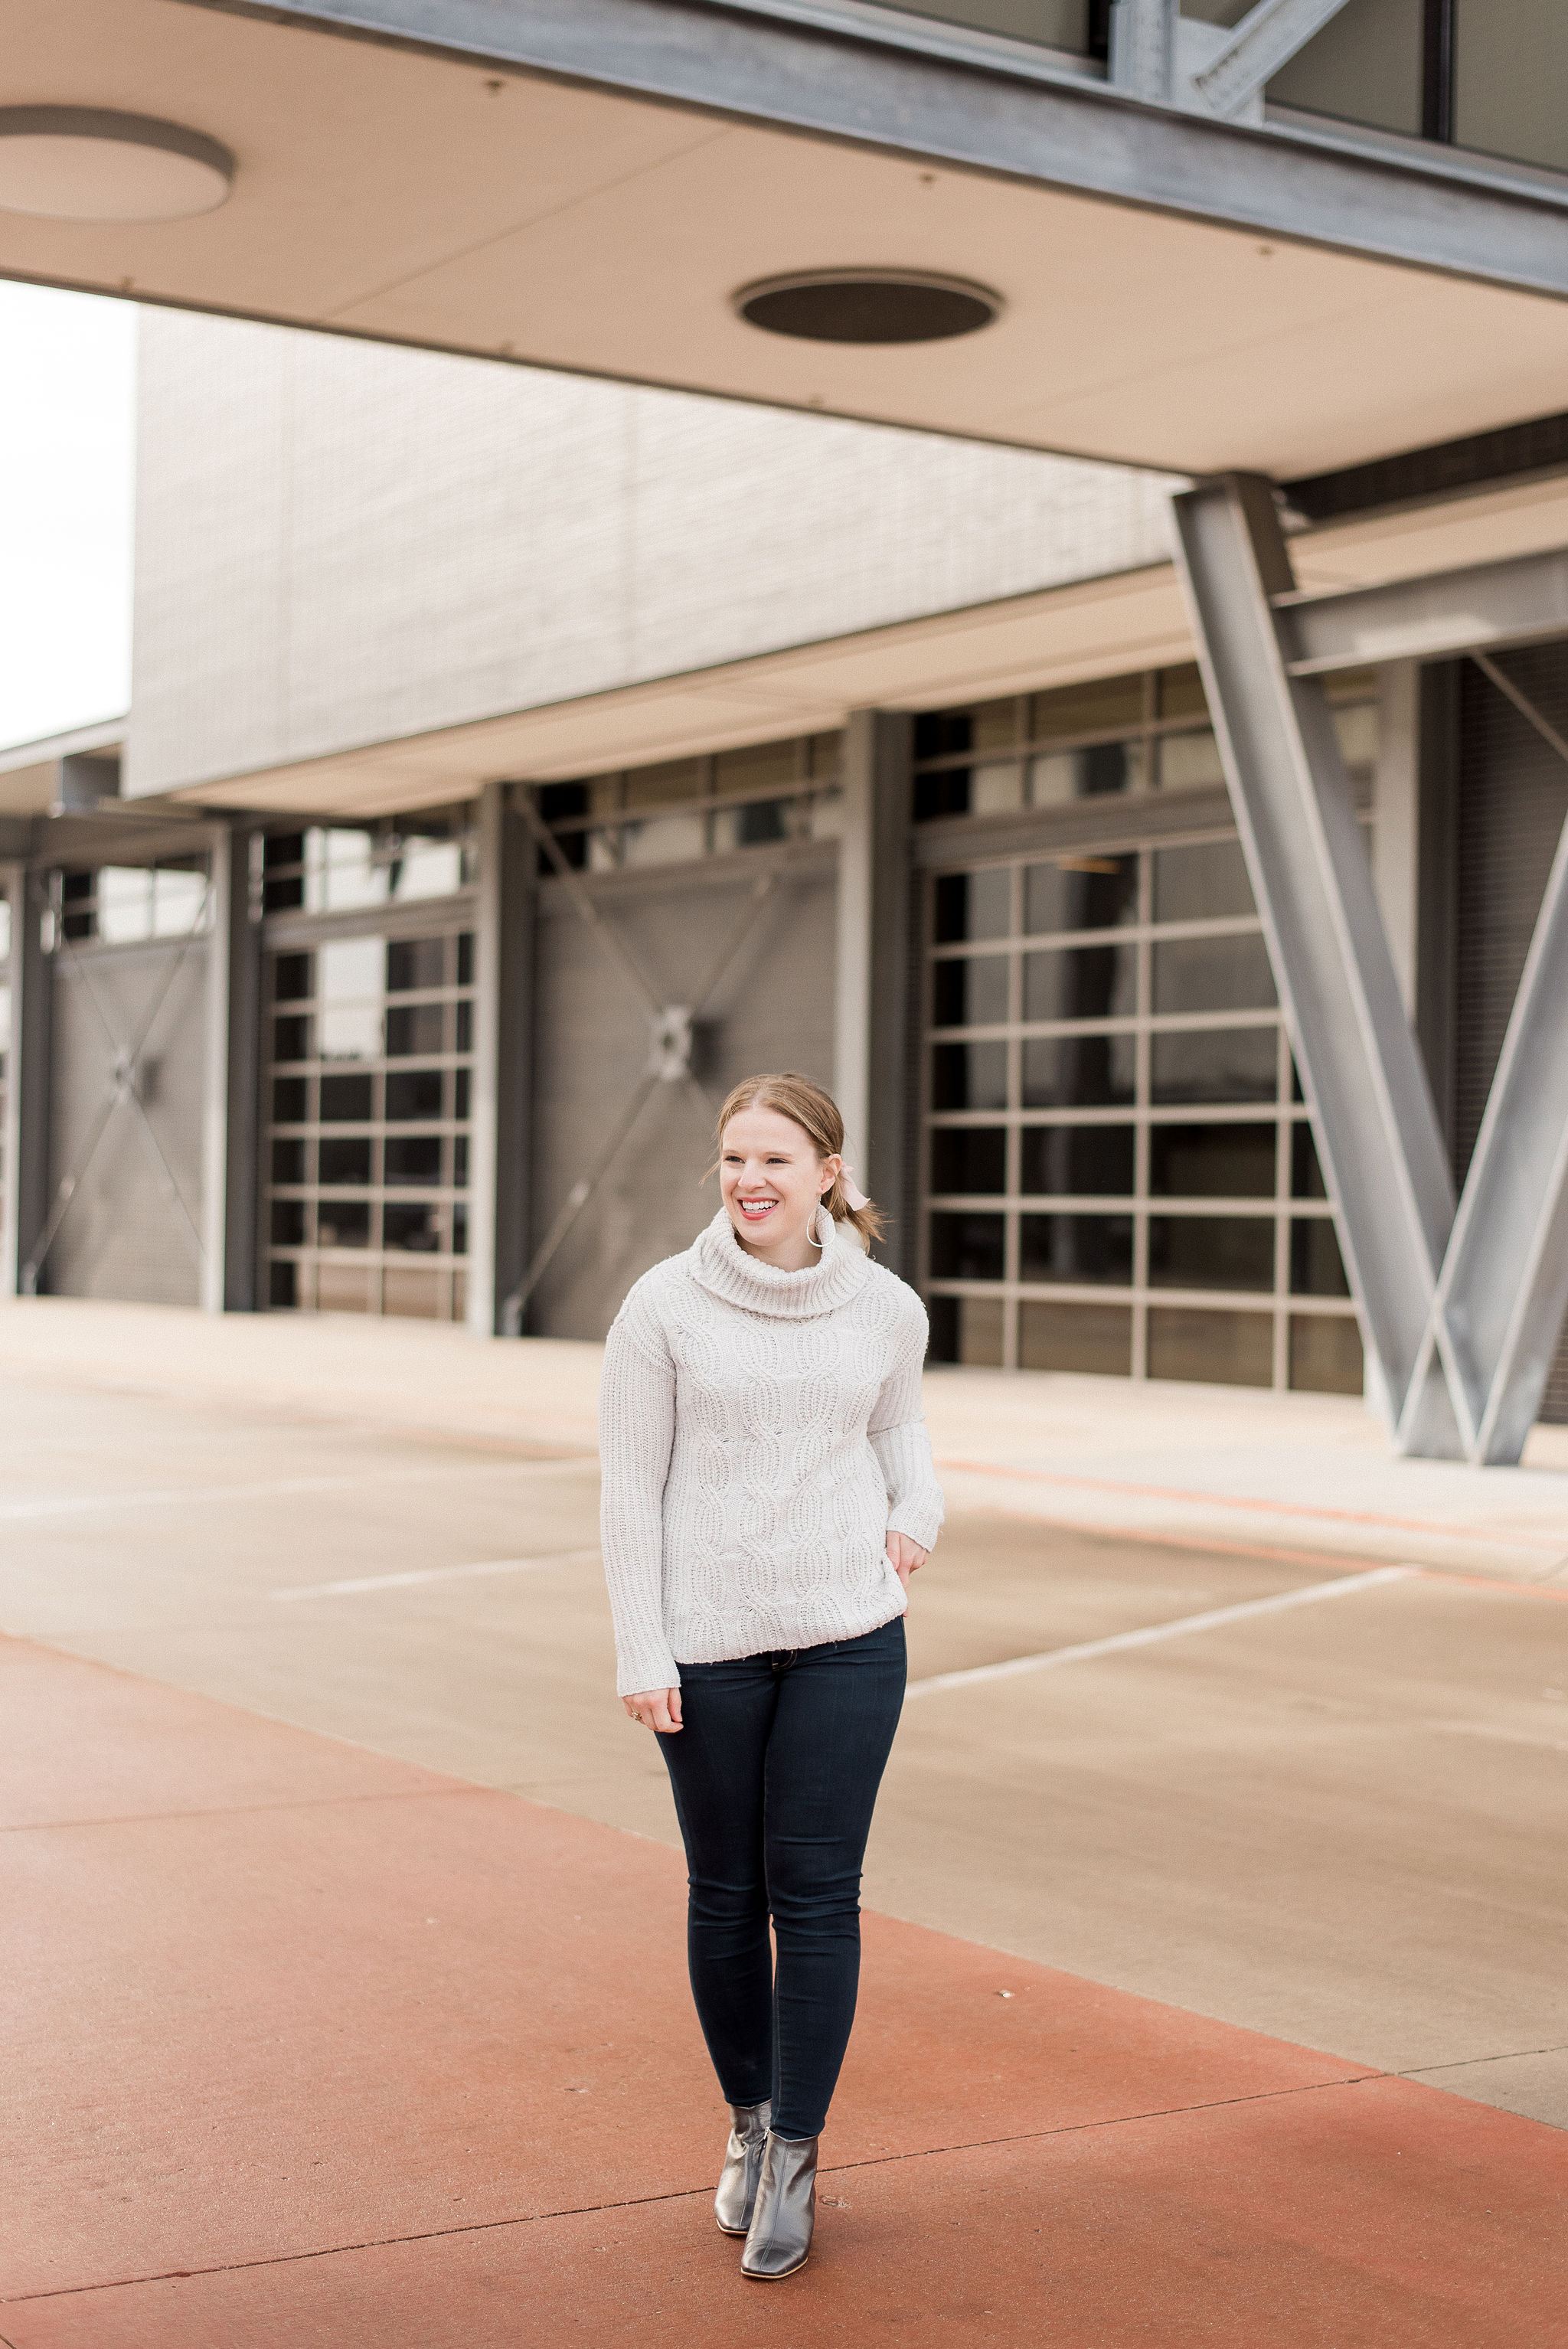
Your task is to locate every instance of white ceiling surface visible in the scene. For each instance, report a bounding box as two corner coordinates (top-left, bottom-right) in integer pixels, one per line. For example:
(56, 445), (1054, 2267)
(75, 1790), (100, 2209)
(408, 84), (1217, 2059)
(172, 472), (1568, 820)
(6, 0), (1568, 479)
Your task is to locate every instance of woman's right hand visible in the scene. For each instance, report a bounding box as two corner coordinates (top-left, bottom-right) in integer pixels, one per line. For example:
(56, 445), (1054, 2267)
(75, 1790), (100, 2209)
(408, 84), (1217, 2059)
(623, 1687), (683, 1733)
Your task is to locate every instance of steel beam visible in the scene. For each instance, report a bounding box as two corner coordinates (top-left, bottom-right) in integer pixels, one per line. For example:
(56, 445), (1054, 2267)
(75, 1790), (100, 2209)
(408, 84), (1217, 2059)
(1108, 0), (1177, 103)
(468, 782), (536, 1337)
(179, 0), (1568, 301)
(1281, 547), (1568, 676)
(1172, 475), (1459, 1442)
(1187, 0), (1353, 120)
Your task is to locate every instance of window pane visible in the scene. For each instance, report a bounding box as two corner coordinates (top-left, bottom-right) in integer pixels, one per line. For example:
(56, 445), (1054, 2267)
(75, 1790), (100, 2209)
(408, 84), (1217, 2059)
(1157, 729), (1224, 793)
(1149, 1122), (1276, 1197)
(928, 1211), (1005, 1280)
(272, 1076), (309, 1123)
(1031, 675), (1144, 739)
(270, 1200), (306, 1246)
(1023, 942), (1135, 1023)
(933, 871), (1010, 945)
(273, 1014), (311, 1063)
(1021, 1125), (1135, 1196)
(1020, 1213), (1133, 1286)
(319, 1074), (373, 1123)
(1148, 1215), (1276, 1292)
(387, 937), (446, 992)
(1290, 1216), (1350, 1297)
(1021, 1032), (1135, 1109)
(1151, 1027), (1278, 1105)
(385, 1136), (443, 1188)
(1157, 664), (1207, 720)
(1148, 1307), (1272, 1387)
(316, 1201), (371, 1248)
(933, 954), (1008, 1027)
(931, 1129), (1007, 1194)
(386, 1069), (444, 1121)
(1291, 1122), (1328, 1199)
(383, 1266), (446, 1317)
(270, 1259), (298, 1308)
(1024, 854), (1137, 935)
(1289, 1315), (1364, 1395)
(387, 1003), (446, 1057)
(1029, 740), (1146, 806)
(1152, 934), (1275, 1014)
(1153, 840), (1256, 923)
(931, 1042), (1008, 1111)
(1019, 1301), (1132, 1376)
(928, 1292), (1006, 1367)
(385, 1202), (443, 1252)
(271, 1138), (307, 1184)
(319, 1139), (372, 1187)
(273, 953), (312, 1002)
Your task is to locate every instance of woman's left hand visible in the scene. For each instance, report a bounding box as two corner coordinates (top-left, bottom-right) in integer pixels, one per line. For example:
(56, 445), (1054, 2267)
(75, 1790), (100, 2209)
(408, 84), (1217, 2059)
(886, 1531), (929, 1593)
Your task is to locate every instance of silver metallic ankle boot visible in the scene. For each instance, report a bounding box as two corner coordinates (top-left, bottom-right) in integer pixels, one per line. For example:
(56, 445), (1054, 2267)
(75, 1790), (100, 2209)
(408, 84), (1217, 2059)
(740, 2131), (818, 2279)
(714, 2101), (772, 2236)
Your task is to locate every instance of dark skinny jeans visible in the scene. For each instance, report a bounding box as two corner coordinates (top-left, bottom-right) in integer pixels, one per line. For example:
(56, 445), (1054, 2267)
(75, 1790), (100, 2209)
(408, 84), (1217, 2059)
(655, 1616), (906, 2141)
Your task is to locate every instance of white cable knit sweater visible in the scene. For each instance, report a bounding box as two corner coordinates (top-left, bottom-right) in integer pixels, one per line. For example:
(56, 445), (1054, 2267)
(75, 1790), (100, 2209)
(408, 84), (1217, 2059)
(599, 1207), (946, 1695)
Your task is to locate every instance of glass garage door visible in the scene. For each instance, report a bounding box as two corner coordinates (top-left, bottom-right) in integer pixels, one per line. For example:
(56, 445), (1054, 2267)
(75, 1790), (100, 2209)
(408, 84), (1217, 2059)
(263, 926), (474, 1320)
(922, 830), (1363, 1393)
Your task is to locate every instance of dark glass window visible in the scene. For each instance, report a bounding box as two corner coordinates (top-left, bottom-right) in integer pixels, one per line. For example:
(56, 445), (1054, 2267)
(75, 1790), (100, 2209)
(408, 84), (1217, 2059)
(1023, 943), (1135, 1024)
(319, 1073), (373, 1123)
(270, 1200), (307, 1247)
(1152, 934), (1276, 1015)
(1290, 1217), (1350, 1297)
(453, 1136), (469, 1188)
(385, 1135), (443, 1187)
(386, 1069), (444, 1121)
(387, 1003), (445, 1057)
(457, 932), (474, 985)
(930, 1127), (1007, 1194)
(1291, 1123), (1328, 1199)
(931, 1042), (1008, 1112)
(319, 1138), (372, 1187)
(1021, 1032), (1135, 1109)
(262, 832), (305, 913)
(928, 1211), (1005, 1282)
(273, 953), (312, 1001)
(455, 1068), (471, 1119)
(933, 868), (1010, 943)
(273, 1014), (311, 1063)
(316, 1200), (371, 1247)
(1148, 1215), (1275, 1291)
(385, 1203), (442, 1252)
(1021, 1125), (1135, 1196)
(455, 999), (472, 1052)
(452, 1201), (469, 1256)
(1152, 840), (1256, 923)
(933, 955), (1008, 1028)
(1149, 1122), (1276, 1197)
(1019, 1213), (1133, 1286)
(1024, 854), (1137, 935)
(1151, 1027), (1278, 1104)
(537, 782), (588, 871)
(1019, 1301), (1132, 1376)
(270, 1259), (298, 1308)
(271, 1138), (307, 1184)
(387, 938), (446, 992)
(272, 1076), (309, 1124)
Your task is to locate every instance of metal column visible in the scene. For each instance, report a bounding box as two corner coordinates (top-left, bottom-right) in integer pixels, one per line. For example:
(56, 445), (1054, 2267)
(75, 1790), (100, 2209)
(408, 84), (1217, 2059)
(836, 710), (916, 1279)
(212, 825), (263, 1312)
(468, 782), (536, 1338)
(7, 867), (52, 1298)
(1173, 474), (1459, 1447)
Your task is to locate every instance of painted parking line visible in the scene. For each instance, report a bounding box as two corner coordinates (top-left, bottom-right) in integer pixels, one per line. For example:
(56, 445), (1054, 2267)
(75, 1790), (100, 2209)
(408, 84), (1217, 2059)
(903, 1563), (1417, 1700)
(271, 1548), (603, 1601)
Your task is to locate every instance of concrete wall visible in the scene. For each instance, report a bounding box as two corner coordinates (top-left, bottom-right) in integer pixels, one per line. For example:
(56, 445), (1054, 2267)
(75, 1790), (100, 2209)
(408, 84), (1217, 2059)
(126, 309), (1177, 799)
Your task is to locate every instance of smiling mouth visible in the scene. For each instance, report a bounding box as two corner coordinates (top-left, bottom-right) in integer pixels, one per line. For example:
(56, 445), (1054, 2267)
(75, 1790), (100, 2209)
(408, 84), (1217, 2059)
(737, 1197), (780, 1223)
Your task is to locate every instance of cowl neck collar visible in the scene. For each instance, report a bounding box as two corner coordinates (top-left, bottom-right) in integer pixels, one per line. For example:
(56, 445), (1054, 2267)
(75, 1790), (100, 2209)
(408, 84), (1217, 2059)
(688, 1204), (873, 1320)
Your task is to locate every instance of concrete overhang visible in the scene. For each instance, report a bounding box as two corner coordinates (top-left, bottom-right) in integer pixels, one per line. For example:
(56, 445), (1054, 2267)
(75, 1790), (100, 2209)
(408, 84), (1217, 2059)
(158, 467), (1568, 822)
(3, 0), (1568, 478)
(0, 719), (126, 817)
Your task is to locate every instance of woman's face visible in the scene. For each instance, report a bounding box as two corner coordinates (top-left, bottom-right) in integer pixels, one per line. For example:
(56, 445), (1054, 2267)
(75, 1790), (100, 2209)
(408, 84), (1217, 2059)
(720, 1106), (841, 1266)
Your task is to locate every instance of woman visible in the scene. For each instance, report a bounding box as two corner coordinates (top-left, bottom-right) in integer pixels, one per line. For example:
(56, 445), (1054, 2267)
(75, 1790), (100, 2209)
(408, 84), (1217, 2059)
(599, 1071), (944, 2281)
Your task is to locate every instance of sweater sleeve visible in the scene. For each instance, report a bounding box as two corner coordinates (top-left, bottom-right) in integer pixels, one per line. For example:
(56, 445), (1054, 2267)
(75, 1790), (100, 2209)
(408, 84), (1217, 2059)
(867, 1295), (946, 1554)
(599, 1285), (682, 1697)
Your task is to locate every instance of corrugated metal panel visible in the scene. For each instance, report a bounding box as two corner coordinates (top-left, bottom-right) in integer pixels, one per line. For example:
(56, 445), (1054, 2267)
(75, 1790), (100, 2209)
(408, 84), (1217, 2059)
(47, 939), (208, 1305)
(530, 846), (838, 1339)
(1455, 645), (1568, 1423)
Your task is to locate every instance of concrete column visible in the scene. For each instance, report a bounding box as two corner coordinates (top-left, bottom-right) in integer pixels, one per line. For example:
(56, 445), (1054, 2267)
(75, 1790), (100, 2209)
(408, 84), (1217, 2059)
(9, 866), (53, 1296)
(835, 711), (916, 1278)
(468, 782), (536, 1336)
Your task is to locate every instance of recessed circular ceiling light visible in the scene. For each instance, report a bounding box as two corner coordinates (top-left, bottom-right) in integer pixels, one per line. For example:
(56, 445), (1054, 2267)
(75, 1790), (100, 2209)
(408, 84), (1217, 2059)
(0, 107), (234, 223)
(734, 270), (1001, 345)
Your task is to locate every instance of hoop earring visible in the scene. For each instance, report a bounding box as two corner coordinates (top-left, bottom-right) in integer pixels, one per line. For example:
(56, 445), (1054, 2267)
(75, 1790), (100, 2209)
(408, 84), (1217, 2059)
(808, 1197), (830, 1249)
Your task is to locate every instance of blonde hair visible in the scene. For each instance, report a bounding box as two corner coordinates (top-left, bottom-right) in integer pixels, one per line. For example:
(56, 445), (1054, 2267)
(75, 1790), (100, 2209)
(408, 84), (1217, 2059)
(714, 1072), (886, 1246)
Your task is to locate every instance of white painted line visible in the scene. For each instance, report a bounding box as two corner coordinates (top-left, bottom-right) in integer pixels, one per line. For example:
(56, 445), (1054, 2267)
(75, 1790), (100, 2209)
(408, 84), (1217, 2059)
(270, 1548), (603, 1601)
(903, 1565), (1418, 1700)
(0, 1455), (593, 1523)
